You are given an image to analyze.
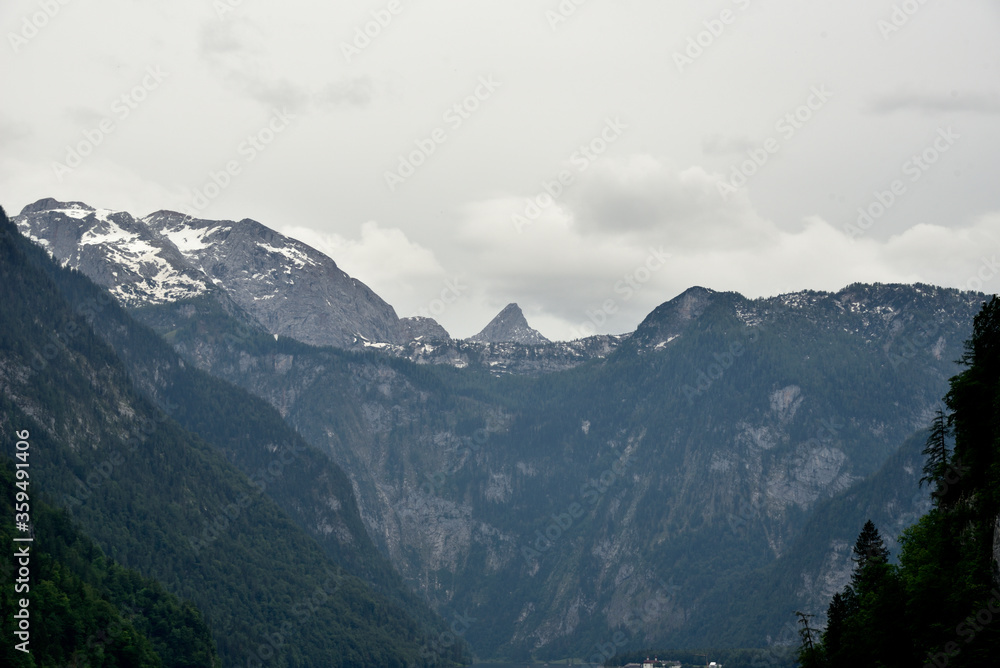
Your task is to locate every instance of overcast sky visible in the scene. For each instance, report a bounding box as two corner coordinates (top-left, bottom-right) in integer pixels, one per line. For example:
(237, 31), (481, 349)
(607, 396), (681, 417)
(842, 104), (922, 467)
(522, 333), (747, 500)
(3, 1), (999, 340)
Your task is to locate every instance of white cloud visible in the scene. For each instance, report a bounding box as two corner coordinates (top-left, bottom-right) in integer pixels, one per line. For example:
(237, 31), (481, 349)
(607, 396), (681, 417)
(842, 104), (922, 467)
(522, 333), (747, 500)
(443, 156), (1000, 340)
(4, 0), (999, 341)
(279, 221), (450, 318)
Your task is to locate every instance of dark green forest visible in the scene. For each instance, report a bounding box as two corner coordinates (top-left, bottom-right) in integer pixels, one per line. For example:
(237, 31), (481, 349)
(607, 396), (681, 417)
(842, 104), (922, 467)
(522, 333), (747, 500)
(797, 297), (1000, 667)
(0, 456), (219, 667)
(0, 205), (467, 666)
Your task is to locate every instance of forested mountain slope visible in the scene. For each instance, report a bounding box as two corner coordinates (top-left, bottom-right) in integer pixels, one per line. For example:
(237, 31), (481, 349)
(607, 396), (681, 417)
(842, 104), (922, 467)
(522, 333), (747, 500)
(0, 205), (464, 667)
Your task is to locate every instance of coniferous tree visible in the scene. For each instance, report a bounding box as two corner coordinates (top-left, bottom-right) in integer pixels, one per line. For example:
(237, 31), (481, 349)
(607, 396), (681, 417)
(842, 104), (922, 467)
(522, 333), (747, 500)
(795, 611), (824, 668)
(920, 408), (950, 500)
(820, 591), (849, 664)
(851, 519), (889, 583)
(806, 297), (1000, 667)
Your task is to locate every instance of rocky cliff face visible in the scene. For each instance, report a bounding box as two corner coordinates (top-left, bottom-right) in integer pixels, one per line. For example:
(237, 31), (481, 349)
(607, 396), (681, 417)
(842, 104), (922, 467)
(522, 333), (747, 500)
(126, 280), (984, 657)
(399, 316), (451, 341)
(12, 197), (989, 657)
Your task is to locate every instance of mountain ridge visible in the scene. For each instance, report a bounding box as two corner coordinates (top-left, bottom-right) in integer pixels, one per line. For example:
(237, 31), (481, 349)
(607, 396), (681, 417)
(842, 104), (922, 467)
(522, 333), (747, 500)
(128, 269), (985, 658)
(15, 199), (411, 348)
(10, 196), (993, 661)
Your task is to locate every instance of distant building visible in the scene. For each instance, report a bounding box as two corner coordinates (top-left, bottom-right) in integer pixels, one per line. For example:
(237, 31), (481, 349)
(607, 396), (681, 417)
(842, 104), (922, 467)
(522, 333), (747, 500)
(638, 658), (680, 668)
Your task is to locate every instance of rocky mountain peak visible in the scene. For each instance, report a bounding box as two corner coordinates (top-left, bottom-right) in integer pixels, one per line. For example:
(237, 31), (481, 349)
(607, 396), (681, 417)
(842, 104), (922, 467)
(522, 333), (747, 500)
(19, 198), (94, 216)
(630, 286), (717, 349)
(14, 198), (406, 348)
(400, 316), (451, 341)
(468, 303), (549, 344)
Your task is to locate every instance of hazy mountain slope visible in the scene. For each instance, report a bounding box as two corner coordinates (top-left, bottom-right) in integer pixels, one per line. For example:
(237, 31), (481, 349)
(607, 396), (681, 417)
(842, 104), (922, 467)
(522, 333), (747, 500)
(678, 427), (934, 648)
(31, 249), (449, 631)
(129, 278), (984, 659)
(0, 206), (462, 668)
(15, 196), (986, 659)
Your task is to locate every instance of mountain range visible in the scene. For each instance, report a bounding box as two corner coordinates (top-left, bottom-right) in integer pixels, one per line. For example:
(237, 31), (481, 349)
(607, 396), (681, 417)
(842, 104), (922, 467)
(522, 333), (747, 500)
(7, 197), (992, 663)
(1, 203), (465, 667)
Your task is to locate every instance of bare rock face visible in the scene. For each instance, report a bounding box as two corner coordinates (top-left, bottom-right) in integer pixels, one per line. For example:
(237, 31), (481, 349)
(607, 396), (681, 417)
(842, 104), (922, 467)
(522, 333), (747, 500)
(994, 513), (1000, 574)
(468, 303), (549, 344)
(399, 316), (451, 341)
(143, 210), (405, 348)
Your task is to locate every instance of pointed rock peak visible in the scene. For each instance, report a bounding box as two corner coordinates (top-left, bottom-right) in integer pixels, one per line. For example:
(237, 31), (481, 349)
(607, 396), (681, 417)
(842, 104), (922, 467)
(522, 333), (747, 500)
(497, 303), (524, 320)
(469, 303), (549, 344)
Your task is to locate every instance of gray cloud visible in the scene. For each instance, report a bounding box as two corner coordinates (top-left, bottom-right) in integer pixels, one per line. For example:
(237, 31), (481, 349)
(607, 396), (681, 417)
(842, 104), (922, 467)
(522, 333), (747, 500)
(198, 19), (311, 111)
(5, 0), (999, 340)
(701, 134), (757, 156)
(868, 91), (1000, 116)
(0, 118), (33, 144)
(316, 77), (375, 109)
(564, 156), (775, 249)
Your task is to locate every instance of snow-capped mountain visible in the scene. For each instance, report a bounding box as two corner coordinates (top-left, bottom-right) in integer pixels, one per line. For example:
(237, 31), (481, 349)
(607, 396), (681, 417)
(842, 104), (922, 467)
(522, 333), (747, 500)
(15, 198), (413, 348)
(142, 209), (404, 347)
(16, 198), (212, 305)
